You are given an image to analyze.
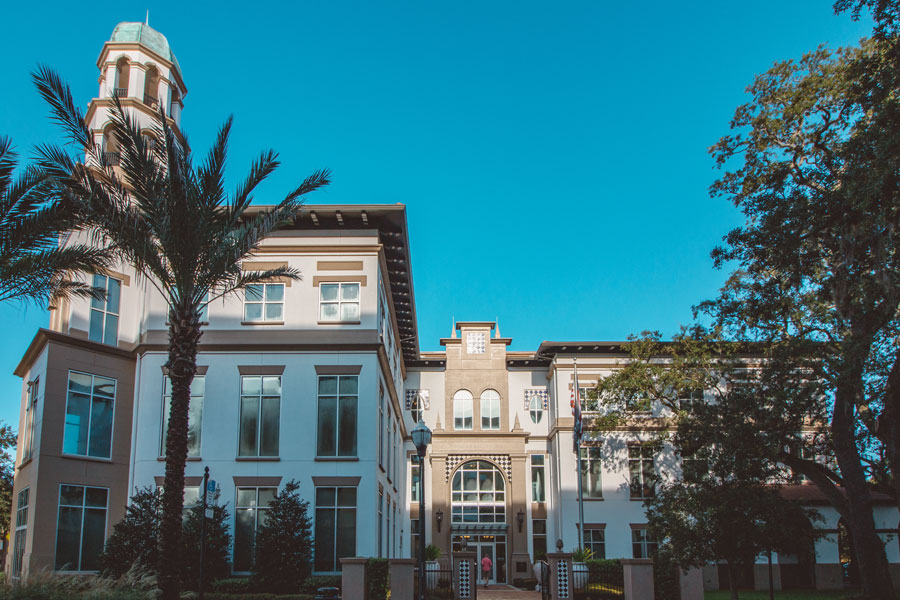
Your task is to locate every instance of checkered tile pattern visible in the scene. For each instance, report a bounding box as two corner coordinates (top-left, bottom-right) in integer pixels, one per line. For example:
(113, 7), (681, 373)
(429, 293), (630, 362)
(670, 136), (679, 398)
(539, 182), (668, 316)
(557, 559), (570, 598)
(405, 389), (430, 411)
(458, 559), (472, 598)
(524, 389), (549, 411)
(467, 332), (486, 354)
(445, 454), (512, 482)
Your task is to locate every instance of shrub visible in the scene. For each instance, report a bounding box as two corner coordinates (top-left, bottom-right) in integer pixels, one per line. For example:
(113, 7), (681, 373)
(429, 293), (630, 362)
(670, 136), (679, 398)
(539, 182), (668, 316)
(251, 480), (313, 593)
(0, 567), (157, 599)
(652, 548), (679, 600)
(298, 575), (341, 594)
(205, 595), (314, 600)
(572, 547), (594, 562)
(98, 488), (159, 578)
(181, 491), (232, 590)
(210, 578), (253, 594)
(367, 558), (390, 600)
(424, 543), (442, 561)
(585, 559), (623, 586)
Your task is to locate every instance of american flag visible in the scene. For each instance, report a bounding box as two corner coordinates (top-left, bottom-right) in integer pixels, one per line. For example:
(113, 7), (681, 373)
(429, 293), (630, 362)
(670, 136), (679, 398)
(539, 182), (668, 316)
(571, 362), (583, 451)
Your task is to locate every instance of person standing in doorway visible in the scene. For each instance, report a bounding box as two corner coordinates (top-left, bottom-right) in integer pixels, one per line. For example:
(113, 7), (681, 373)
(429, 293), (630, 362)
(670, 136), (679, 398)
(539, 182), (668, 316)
(481, 554), (492, 587)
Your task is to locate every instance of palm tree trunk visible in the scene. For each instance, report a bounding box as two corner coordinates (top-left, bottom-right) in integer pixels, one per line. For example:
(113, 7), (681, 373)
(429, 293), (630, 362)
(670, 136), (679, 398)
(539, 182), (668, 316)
(158, 308), (202, 600)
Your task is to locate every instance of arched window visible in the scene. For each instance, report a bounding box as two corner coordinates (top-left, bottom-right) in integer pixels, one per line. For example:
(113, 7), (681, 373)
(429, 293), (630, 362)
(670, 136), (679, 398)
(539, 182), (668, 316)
(451, 460), (505, 523)
(114, 57), (130, 97)
(144, 65), (160, 109)
(453, 390), (473, 430)
(409, 393), (422, 424)
(481, 389), (500, 430)
(529, 394), (543, 424)
(102, 125), (120, 167)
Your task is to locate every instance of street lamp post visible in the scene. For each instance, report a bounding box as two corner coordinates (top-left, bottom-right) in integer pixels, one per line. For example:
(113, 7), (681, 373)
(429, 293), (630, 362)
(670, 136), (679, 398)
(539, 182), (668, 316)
(411, 420), (432, 600)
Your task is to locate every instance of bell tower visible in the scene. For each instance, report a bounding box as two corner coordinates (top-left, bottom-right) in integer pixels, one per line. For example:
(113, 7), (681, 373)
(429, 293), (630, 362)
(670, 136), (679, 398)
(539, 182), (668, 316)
(85, 21), (187, 165)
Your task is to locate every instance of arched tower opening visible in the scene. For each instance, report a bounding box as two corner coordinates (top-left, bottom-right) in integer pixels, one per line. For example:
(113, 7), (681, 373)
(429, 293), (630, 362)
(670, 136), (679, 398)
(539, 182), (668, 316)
(113, 56), (130, 97)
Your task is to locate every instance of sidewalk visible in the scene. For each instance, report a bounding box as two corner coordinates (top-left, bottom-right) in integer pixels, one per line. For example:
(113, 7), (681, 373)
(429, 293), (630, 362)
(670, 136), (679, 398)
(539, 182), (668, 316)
(476, 584), (542, 599)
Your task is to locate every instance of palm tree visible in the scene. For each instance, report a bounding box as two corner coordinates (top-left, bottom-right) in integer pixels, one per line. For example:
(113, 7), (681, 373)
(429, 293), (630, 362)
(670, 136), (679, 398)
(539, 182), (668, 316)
(33, 66), (330, 599)
(0, 136), (109, 304)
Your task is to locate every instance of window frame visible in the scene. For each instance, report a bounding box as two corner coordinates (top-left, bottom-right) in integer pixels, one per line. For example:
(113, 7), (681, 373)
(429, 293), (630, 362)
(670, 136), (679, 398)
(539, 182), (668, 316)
(531, 454), (546, 502)
(628, 445), (657, 500)
(584, 527), (606, 559)
(89, 273), (121, 345)
(23, 378), (39, 462)
(316, 375), (359, 458)
(314, 486), (358, 574)
(528, 393), (543, 424)
(480, 389), (501, 430)
(579, 445), (603, 499)
(63, 371), (117, 460)
(319, 282), (361, 323)
(160, 375), (205, 457)
(54, 484), (109, 572)
(243, 283), (285, 323)
(233, 486), (276, 573)
(631, 527), (658, 559)
(410, 455), (421, 503)
(453, 390), (474, 431)
(237, 375), (281, 458)
(11, 487), (29, 578)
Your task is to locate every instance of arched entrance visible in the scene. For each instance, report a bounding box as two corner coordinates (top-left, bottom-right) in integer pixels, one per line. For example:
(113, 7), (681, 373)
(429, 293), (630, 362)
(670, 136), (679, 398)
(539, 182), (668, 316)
(450, 460), (508, 584)
(778, 515), (816, 589)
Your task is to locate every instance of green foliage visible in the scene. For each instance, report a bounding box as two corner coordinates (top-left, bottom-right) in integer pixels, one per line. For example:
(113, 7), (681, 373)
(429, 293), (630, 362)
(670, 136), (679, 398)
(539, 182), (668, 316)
(205, 595), (314, 600)
(98, 488), (160, 578)
(98, 487), (231, 589)
(181, 491), (232, 590)
(366, 558), (390, 600)
(425, 543), (442, 561)
(0, 567), (157, 599)
(251, 480), (313, 593)
(210, 578), (254, 594)
(572, 547), (594, 562)
(0, 423), (17, 542)
(298, 576), (342, 594)
(584, 559), (623, 586)
(512, 577), (538, 590)
(652, 547), (679, 600)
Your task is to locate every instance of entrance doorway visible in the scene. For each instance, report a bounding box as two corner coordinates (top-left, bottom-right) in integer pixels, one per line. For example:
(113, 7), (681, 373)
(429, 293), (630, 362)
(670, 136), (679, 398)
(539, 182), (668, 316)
(477, 543), (496, 584)
(453, 534), (508, 584)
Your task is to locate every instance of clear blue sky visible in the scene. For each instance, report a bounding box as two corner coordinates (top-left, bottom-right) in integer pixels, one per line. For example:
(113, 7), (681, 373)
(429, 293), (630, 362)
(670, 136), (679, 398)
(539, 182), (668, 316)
(0, 1), (873, 428)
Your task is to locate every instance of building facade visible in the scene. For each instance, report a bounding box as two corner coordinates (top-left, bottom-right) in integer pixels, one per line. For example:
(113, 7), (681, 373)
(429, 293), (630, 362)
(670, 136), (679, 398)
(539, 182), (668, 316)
(6, 22), (900, 591)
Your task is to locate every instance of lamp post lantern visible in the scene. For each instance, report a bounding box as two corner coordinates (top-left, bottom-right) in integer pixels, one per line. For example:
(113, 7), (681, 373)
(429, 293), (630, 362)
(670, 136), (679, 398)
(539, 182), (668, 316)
(411, 420), (432, 600)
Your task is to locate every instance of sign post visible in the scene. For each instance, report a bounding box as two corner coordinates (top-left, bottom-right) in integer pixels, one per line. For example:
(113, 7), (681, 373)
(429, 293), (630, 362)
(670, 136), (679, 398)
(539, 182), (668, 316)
(199, 467), (213, 600)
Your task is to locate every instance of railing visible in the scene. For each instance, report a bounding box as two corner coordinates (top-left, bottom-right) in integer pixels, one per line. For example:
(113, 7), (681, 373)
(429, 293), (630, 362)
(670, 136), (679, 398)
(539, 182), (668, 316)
(112, 87), (128, 98)
(574, 560), (624, 599)
(413, 565), (454, 599)
(143, 94), (159, 109)
(101, 152), (120, 167)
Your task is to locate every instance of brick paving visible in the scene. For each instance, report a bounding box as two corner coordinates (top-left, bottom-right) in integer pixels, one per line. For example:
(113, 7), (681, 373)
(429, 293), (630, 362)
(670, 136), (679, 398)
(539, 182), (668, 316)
(475, 584), (542, 599)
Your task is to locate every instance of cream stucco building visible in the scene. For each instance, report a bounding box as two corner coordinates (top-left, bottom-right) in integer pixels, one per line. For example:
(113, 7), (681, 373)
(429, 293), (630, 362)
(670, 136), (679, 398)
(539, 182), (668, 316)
(6, 22), (900, 592)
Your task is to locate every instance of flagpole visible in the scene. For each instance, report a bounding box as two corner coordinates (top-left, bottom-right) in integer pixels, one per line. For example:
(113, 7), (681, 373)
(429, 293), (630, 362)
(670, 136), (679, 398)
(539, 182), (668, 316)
(574, 357), (586, 551)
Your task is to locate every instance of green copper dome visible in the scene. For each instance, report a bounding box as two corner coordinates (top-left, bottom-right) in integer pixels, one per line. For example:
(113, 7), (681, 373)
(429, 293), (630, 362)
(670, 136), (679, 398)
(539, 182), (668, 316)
(109, 22), (181, 73)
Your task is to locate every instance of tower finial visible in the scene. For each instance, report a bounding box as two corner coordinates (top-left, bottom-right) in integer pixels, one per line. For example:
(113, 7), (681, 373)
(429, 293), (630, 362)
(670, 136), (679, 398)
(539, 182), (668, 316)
(495, 316), (501, 339)
(145, 10), (149, 25)
(451, 316), (456, 338)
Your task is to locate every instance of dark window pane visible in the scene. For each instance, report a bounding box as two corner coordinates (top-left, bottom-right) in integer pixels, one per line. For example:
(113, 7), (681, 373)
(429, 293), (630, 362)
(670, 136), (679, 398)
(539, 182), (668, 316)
(55, 506), (82, 570)
(315, 508), (336, 572)
(234, 509), (255, 572)
(80, 508), (106, 570)
(338, 396), (357, 457)
(260, 396), (280, 456)
(84, 488), (107, 508)
(103, 314), (118, 345)
(336, 507), (356, 567)
(64, 392), (91, 455)
(239, 397), (259, 456)
(106, 278), (121, 313)
(316, 487), (336, 507)
(89, 395), (113, 458)
(337, 488), (356, 506)
(89, 310), (104, 342)
(317, 396), (336, 456)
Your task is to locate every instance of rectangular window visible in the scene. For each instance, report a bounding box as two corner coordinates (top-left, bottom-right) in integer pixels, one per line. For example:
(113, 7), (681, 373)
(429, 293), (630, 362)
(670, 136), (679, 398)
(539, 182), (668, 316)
(580, 446), (603, 499)
(584, 528), (606, 559)
(63, 372), (116, 459)
(317, 375), (358, 457)
(678, 389), (703, 413)
(411, 518), (420, 562)
(238, 375), (281, 457)
(378, 489), (383, 558)
(579, 387), (599, 412)
(89, 274), (121, 345)
(631, 527), (657, 559)
(55, 485), (108, 571)
(386, 408), (393, 480)
(11, 488), (29, 578)
(531, 455), (546, 502)
(411, 456), (421, 502)
(319, 282), (360, 322)
(161, 376), (204, 457)
(234, 487), (276, 573)
(378, 384), (384, 468)
(392, 420), (398, 483)
(481, 391), (500, 430)
(628, 445), (656, 499)
(532, 518), (547, 559)
(243, 283), (284, 322)
(315, 486), (357, 572)
(23, 379), (38, 462)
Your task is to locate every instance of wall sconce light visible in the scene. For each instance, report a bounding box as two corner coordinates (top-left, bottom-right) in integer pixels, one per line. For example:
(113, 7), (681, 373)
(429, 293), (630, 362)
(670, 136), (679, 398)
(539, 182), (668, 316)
(435, 510), (444, 533)
(517, 511), (525, 533)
